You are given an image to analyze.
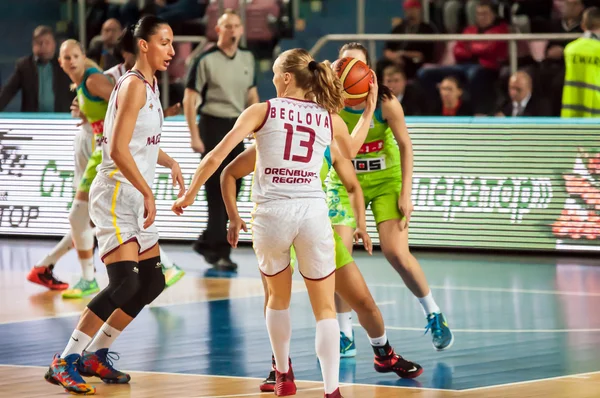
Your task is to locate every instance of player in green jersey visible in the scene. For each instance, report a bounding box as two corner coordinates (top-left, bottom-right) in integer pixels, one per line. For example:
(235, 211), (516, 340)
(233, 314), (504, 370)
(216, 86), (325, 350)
(328, 42), (454, 352)
(222, 143), (424, 392)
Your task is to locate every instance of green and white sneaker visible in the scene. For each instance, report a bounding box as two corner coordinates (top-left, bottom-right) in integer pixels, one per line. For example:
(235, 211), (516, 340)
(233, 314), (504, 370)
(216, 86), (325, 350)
(62, 278), (100, 299)
(162, 264), (185, 288)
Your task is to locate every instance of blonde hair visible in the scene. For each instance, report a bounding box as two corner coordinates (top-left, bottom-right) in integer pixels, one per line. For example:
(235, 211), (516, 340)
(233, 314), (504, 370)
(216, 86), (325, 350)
(279, 49), (344, 114)
(61, 39), (104, 90)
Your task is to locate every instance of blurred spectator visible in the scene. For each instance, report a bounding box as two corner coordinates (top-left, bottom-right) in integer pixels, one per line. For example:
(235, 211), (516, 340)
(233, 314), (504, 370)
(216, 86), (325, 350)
(377, 0), (436, 79)
(0, 26), (72, 112)
(418, 0), (509, 113)
(534, 0), (585, 115)
(495, 71), (552, 116)
(382, 64), (428, 115)
(87, 18), (122, 70)
(537, 0), (585, 61)
(433, 76), (474, 116)
(561, 6), (600, 117)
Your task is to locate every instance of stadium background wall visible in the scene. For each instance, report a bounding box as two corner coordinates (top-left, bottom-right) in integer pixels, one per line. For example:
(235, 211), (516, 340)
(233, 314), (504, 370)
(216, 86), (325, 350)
(0, 114), (598, 253)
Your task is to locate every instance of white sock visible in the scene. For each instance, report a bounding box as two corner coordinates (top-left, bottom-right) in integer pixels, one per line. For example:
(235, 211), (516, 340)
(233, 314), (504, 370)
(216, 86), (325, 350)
(36, 232), (74, 267)
(315, 318), (340, 394)
(265, 308), (291, 374)
(61, 329), (92, 357)
(159, 247), (173, 269)
(80, 257), (95, 281)
(336, 312), (353, 337)
(369, 332), (388, 347)
(418, 291), (441, 316)
(85, 323), (121, 353)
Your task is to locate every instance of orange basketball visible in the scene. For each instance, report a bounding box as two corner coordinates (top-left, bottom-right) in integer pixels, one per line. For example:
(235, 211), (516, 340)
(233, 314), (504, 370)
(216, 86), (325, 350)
(332, 57), (372, 106)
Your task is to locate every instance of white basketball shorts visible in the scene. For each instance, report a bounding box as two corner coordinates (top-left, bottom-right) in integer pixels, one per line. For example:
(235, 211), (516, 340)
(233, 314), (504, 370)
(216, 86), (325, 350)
(89, 174), (159, 261)
(251, 198), (335, 280)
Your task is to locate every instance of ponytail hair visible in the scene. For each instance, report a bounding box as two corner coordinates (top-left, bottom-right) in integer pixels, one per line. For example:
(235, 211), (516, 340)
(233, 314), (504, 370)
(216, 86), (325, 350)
(115, 25), (136, 59)
(279, 48), (345, 114)
(339, 42), (394, 103)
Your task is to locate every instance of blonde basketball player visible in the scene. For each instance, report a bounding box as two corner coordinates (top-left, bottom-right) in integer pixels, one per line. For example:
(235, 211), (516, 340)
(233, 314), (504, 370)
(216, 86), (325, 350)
(44, 16), (182, 395)
(172, 49), (376, 397)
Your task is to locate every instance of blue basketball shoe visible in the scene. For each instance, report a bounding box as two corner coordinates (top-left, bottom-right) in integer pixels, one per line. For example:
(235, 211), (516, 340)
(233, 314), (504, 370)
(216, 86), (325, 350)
(425, 312), (454, 351)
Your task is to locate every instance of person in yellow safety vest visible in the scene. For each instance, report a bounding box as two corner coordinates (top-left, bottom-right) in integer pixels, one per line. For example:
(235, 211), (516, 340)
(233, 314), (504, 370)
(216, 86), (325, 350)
(561, 7), (600, 118)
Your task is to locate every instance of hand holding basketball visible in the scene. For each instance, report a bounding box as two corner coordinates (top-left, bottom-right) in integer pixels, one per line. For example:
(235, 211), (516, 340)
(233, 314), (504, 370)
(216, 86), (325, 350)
(365, 71), (378, 114)
(332, 57), (372, 106)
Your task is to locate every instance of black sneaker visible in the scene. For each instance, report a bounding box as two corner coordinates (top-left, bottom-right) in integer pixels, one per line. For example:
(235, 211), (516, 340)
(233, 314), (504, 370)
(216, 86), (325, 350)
(260, 370), (276, 392)
(192, 240), (219, 264)
(214, 257), (238, 272)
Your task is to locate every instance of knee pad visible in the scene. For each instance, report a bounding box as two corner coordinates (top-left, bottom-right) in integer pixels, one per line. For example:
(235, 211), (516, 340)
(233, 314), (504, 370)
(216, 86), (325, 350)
(69, 199), (94, 250)
(120, 256), (165, 318)
(87, 261), (141, 320)
(139, 256), (165, 305)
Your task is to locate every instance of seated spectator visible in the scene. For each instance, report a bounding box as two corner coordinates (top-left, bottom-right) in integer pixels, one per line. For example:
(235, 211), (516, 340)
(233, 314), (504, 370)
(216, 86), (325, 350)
(418, 0), (509, 114)
(495, 71), (552, 116)
(561, 6), (600, 118)
(0, 26), (72, 112)
(87, 18), (122, 70)
(382, 64), (429, 115)
(433, 76), (474, 116)
(377, 0), (436, 80)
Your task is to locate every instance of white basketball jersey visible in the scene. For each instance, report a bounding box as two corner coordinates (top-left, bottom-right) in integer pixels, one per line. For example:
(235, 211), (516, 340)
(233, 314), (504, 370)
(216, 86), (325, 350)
(104, 63), (127, 84)
(98, 70), (163, 187)
(252, 97), (332, 204)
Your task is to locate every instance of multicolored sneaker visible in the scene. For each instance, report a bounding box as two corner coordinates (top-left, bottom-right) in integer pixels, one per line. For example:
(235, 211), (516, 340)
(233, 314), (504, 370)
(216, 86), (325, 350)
(340, 331), (356, 358)
(425, 312), (454, 351)
(78, 348), (130, 384)
(373, 343), (423, 379)
(162, 263), (185, 288)
(27, 265), (69, 290)
(44, 353), (96, 395)
(260, 355), (277, 392)
(325, 388), (343, 398)
(275, 364), (296, 397)
(62, 278), (100, 299)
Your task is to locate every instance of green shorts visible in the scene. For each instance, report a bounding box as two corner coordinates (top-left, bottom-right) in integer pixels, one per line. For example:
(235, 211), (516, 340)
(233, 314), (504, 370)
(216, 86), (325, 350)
(78, 149), (102, 193)
(290, 230), (353, 272)
(327, 166), (403, 226)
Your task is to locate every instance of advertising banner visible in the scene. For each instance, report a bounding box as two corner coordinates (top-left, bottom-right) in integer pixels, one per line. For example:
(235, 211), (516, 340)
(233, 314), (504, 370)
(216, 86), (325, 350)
(0, 115), (598, 252)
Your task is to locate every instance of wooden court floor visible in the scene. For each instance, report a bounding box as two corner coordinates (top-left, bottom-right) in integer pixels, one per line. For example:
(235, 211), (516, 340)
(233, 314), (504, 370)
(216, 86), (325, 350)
(1, 239), (600, 397)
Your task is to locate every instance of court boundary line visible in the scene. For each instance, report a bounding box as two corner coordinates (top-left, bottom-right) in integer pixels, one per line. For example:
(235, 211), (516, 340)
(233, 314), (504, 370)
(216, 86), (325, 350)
(370, 283), (600, 297)
(0, 364), (459, 393)
(460, 370), (600, 392)
(378, 325), (600, 333)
